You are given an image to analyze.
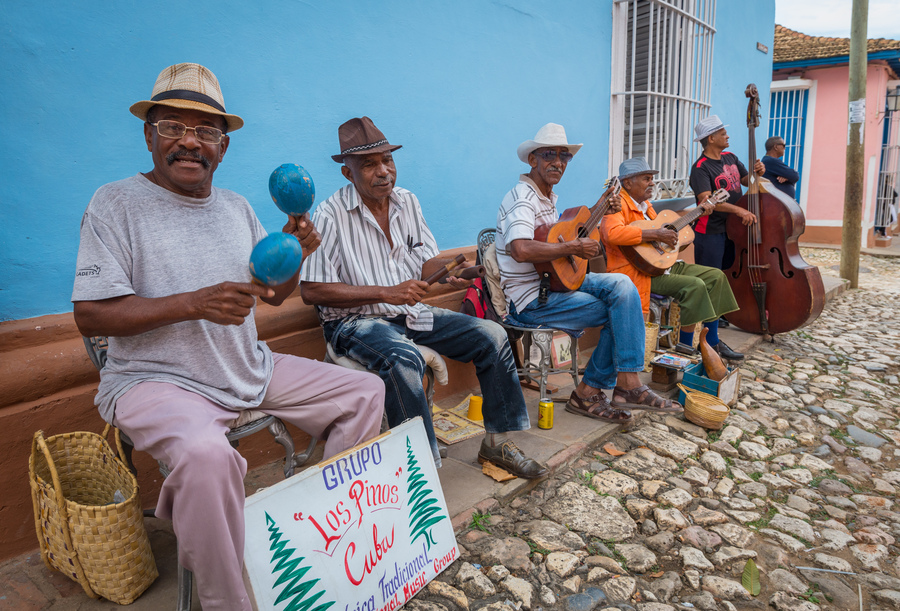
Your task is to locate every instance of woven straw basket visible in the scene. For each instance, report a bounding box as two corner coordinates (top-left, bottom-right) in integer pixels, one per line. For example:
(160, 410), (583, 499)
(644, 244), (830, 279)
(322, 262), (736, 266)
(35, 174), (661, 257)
(643, 322), (660, 372)
(29, 427), (158, 604)
(678, 384), (730, 430)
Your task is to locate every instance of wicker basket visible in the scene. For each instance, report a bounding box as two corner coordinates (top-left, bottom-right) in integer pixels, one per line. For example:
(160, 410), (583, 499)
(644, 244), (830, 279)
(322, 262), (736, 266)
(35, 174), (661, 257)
(644, 322), (660, 372)
(667, 303), (700, 349)
(677, 384), (730, 430)
(29, 427), (158, 604)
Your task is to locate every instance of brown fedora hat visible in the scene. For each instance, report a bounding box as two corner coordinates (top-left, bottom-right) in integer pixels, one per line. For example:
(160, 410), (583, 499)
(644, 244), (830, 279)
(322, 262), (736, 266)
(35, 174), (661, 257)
(331, 116), (401, 163)
(130, 63), (243, 132)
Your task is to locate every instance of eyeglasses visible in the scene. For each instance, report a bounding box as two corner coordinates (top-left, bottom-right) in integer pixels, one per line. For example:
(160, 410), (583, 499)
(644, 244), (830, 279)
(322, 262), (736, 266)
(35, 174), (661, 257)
(534, 149), (574, 163)
(147, 120), (225, 144)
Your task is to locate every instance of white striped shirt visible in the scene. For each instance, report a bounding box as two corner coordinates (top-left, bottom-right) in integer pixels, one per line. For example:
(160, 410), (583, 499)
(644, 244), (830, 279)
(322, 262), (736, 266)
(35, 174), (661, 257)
(496, 175), (559, 311)
(300, 183), (440, 330)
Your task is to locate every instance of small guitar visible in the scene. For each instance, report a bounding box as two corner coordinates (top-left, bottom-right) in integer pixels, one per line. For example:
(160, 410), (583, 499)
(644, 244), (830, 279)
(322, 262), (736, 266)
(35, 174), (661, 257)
(620, 188), (730, 277)
(533, 178), (621, 292)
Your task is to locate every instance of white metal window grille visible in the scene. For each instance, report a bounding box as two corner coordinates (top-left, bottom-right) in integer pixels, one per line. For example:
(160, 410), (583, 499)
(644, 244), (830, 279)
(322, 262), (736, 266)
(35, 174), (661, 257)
(609, 0), (717, 198)
(875, 110), (900, 233)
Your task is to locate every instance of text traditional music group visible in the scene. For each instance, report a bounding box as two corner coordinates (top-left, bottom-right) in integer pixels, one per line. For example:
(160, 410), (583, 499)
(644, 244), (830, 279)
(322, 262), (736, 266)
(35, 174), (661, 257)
(72, 63), (799, 610)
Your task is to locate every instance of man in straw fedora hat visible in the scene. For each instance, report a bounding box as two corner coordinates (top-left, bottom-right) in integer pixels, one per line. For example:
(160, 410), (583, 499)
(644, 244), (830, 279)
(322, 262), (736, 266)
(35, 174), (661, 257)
(301, 116), (549, 480)
(601, 157), (744, 361)
(496, 123), (682, 424)
(689, 114), (766, 272)
(72, 63), (384, 610)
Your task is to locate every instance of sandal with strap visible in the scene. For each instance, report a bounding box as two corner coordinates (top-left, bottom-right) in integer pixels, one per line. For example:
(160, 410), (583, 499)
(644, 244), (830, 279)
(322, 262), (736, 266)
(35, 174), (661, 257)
(611, 384), (683, 413)
(565, 391), (633, 423)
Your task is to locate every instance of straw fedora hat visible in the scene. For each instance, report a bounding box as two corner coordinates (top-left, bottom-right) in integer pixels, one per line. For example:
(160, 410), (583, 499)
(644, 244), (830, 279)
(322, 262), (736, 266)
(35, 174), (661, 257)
(331, 116), (402, 163)
(517, 123), (583, 163)
(130, 63), (243, 132)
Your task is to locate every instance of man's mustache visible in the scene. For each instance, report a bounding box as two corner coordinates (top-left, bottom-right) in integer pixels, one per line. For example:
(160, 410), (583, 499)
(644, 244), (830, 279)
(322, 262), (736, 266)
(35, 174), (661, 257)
(166, 151), (211, 169)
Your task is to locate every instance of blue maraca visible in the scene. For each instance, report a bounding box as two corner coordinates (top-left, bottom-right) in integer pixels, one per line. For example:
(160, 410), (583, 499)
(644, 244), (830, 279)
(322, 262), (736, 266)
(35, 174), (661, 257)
(249, 232), (303, 286)
(269, 163), (315, 217)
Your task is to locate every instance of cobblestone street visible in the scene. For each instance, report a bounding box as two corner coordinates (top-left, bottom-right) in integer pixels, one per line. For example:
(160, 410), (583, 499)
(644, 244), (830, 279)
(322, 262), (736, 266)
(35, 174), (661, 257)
(411, 251), (900, 611)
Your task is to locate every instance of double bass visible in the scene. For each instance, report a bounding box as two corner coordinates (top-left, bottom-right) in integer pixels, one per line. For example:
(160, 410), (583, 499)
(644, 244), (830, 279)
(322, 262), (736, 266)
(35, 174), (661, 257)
(723, 84), (825, 335)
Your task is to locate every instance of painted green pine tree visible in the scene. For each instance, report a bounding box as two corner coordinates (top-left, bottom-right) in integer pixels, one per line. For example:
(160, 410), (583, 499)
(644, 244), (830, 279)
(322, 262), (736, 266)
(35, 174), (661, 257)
(405, 436), (446, 549)
(265, 512), (335, 611)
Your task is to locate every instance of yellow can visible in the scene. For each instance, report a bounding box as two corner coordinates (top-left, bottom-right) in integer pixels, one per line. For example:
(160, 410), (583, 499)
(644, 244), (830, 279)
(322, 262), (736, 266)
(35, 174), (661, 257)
(538, 399), (554, 429)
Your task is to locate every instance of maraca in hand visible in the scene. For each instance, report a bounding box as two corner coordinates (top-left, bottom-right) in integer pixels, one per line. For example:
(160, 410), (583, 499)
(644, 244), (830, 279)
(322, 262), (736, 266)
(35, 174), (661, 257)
(249, 232), (303, 286)
(269, 164), (315, 217)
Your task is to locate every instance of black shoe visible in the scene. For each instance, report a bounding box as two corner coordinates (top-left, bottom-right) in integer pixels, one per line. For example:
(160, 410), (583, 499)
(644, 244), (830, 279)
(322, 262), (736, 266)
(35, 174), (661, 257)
(714, 341), (744, 361)
(477, 440), (549, 479)
(718, 317), (731, 329)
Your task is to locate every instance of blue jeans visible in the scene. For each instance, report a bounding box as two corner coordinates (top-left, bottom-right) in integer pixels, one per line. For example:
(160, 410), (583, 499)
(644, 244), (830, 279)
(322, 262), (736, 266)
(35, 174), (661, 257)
(323, 306), (529, 463)
(512, 273), (645, 390)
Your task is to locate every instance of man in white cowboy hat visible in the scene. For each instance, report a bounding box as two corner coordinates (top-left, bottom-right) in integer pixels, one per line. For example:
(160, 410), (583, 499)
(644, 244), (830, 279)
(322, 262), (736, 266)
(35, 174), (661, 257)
(688, 114), (766, 273)
(496, 124), (682, 424)
(301, 116), (550, 480)
(72, 63), (384, 610)
(601, 157), (744, 360)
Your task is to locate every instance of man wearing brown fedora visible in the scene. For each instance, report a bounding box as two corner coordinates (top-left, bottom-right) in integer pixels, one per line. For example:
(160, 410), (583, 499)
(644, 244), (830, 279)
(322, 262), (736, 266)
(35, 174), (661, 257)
(301, 116), (549, 480)
(72, 64), (384, 610)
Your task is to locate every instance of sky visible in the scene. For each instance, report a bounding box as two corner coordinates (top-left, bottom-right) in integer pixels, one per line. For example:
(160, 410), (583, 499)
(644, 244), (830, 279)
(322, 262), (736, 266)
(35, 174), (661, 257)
(776, 0), (900, 39)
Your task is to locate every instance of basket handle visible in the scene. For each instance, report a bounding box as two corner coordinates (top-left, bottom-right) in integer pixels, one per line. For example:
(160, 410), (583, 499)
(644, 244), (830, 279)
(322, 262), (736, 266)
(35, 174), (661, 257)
(32, 431), (69, 516)
(677, 383), (691, 395)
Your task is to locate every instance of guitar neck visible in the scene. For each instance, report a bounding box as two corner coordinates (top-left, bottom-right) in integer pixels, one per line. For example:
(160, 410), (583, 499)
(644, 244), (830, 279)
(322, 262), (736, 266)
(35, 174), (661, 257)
(580, 179), (620, 237)
(668, 205), (706, 231)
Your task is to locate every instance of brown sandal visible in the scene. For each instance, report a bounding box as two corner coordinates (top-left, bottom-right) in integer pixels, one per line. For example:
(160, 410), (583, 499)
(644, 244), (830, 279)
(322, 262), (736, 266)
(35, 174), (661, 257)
(612, 384), (682, 413)
(565, 391), (633, 423)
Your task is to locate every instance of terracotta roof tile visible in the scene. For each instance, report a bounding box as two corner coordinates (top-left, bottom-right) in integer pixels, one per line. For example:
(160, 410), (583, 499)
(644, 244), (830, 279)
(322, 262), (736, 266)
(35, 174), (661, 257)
(774, 24), (900, 64)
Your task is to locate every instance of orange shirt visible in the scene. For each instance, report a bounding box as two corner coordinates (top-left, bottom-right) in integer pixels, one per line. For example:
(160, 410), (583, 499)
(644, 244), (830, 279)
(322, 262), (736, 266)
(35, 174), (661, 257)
(600, 191), (657, 314)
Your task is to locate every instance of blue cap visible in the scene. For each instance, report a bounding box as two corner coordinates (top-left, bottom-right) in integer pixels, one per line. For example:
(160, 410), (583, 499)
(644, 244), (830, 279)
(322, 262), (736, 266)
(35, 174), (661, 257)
(618, 157), (659, 180)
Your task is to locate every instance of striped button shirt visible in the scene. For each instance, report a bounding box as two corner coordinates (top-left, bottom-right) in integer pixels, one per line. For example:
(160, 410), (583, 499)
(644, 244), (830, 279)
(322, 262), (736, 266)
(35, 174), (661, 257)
(496, 175), (559, 311)
(300, 183), (440, 330)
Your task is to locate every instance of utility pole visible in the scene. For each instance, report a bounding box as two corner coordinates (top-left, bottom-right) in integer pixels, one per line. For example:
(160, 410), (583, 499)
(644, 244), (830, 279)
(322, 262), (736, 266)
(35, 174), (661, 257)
(840, 0), (868, 287)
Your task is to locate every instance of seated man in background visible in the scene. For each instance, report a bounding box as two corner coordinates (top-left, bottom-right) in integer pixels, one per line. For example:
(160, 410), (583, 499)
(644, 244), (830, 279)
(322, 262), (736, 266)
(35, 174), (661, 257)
(72, 64), (384, 611)
(496, 124), (682, 424)
(761, 136), (800, 199)
(300, 116), (548, 479)
(600, 157), (744, 360)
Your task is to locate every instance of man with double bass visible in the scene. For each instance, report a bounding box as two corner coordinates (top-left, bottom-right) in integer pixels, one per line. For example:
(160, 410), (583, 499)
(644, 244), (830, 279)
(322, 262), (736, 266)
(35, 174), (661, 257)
(600, 157), (744, 360)
(688, 115), (766, 273)
(496, 124), (682, 424)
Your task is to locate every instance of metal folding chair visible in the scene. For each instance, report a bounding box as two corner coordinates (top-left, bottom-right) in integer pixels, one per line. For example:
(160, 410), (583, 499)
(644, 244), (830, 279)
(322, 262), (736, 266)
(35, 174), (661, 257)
(476, 228), (582, 399)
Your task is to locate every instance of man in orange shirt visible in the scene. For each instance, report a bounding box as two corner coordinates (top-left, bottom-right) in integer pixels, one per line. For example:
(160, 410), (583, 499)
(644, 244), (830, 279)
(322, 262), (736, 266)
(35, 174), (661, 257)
(601, 158), (743, 360)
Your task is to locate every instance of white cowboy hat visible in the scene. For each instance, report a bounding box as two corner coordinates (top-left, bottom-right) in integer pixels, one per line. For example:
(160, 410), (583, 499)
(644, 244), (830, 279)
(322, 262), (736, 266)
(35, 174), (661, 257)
(517, 123), (583, 163)
(130, 63), (244, 132)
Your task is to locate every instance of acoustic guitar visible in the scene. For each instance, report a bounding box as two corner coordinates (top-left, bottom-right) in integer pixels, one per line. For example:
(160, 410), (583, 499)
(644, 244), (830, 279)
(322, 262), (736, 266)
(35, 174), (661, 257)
(533, 178), (621, 292)
(620, 188), (730, 276)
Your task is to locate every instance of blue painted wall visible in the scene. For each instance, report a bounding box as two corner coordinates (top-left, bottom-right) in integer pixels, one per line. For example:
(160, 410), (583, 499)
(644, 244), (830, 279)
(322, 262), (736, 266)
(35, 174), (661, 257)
(0, 0), (773, 321)
(709, 1), (776, 165)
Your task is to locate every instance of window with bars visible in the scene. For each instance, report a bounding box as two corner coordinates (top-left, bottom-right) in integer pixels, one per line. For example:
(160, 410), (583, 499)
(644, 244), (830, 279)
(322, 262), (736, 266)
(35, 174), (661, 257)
(609, 0), (717, 198)
(767, 84), (809, 200)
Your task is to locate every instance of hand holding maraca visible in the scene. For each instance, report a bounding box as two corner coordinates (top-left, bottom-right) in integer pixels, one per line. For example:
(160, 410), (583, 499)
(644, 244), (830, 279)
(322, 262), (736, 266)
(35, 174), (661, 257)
(270, 163), (320, 259)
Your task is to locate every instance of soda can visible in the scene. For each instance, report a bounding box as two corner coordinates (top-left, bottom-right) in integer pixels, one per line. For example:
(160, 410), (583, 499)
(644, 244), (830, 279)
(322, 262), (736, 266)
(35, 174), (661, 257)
(538, 399), (554, 429)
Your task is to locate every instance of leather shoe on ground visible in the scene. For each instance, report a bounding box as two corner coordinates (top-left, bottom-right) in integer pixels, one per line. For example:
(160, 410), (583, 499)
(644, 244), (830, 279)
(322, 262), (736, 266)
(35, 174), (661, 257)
(718, 317), (731, 328)
(715, 341), (744, 360)
(477, 440), (549, 479)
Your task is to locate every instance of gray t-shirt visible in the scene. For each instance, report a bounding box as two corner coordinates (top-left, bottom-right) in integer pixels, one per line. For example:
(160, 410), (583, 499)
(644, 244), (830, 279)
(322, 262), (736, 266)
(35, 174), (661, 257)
(72, 174), (274, 423)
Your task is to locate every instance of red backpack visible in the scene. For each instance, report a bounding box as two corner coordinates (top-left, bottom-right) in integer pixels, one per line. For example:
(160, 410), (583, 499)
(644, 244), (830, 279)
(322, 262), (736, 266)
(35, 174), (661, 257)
(459, 278), (501, 323)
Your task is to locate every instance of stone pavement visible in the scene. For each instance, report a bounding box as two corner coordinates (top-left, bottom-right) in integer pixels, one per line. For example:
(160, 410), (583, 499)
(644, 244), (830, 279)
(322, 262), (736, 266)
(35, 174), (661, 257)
(0, 253), (866, 610)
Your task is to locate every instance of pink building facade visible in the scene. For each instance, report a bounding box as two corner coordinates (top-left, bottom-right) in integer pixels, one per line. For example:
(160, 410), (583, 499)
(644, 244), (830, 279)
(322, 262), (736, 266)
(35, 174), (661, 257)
(770, 28), (900, 247)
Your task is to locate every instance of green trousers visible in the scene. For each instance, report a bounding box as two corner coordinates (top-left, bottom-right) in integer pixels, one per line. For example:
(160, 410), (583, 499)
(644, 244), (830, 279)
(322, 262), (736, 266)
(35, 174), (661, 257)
(649, 261), (739, 327)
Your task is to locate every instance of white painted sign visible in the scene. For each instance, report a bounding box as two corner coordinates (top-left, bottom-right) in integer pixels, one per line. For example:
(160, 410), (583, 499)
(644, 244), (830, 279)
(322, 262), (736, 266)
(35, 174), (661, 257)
(244, 418), (459, 611)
